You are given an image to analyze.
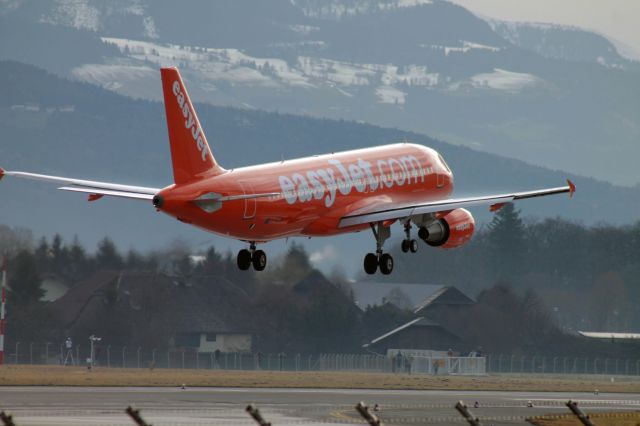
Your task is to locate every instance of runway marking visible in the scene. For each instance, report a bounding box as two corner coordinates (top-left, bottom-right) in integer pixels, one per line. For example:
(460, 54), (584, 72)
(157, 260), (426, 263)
(329, 409), (359, 423)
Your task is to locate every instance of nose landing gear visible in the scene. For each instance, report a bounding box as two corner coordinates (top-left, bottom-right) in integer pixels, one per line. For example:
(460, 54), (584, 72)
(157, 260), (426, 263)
(363, 222), (394, 275)
(237, 242), (267, 271)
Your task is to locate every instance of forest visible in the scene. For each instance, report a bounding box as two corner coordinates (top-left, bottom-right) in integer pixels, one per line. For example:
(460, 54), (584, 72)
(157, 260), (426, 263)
(384, 204), (640, 334)
(1, 204), (638, 356)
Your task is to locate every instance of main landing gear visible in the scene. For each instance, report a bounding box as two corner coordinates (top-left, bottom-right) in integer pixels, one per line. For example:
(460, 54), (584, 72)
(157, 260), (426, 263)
(364, 222), (394, 275)
(401, 222), (419, 254)
(364, 221), (419, 275)
(237, 242), (267, 271)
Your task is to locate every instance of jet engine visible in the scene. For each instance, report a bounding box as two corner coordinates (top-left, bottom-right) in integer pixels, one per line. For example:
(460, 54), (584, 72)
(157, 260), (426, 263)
(418, 208), (475, 249)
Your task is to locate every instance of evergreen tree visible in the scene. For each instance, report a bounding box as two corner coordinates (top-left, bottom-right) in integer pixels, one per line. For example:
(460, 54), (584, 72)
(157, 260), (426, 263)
(284, 242), (312, 271)
(50, 233), (69, 277)
(487, 203), (526, 280)
(270, 242), (313, 286)
(125, 248), (145, 270)
(175, 253), (193, 277)
(9, 250), (44, 305)
(34, 236), (50, 270)
(67, 235), (88, 284)
(95, 237), (123, 270)
(199, 246), (223, 274)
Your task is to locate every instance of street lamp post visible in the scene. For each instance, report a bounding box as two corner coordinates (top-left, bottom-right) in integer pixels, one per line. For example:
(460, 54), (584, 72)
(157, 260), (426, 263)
(88, 335), (102, 369)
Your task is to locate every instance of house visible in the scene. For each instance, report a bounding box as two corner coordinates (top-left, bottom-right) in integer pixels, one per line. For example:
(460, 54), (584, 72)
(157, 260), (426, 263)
(349, 281), (443, 310)
(349, 281), (475, 313)
(413, 286), (475, 314)
(363, 316), (462, 352)
(360, 284), (476, 354)
(50, 270), (257, 352)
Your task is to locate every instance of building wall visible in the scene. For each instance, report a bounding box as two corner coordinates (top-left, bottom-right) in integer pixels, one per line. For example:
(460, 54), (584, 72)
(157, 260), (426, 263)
(198, 333), (252, 353)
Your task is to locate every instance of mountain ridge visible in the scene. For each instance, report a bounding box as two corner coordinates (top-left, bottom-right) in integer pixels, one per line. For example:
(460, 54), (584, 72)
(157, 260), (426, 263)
(1, 0), (639, 186)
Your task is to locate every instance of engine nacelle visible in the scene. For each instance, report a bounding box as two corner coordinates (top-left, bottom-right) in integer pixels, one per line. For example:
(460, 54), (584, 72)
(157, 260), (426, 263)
(418, 208), (475, 249)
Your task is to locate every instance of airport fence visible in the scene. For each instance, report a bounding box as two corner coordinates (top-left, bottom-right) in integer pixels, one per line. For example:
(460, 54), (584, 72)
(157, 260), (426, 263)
(7, 342), (486, 375)
(5, 342), (640, 377)
(486, 353), (640, 376)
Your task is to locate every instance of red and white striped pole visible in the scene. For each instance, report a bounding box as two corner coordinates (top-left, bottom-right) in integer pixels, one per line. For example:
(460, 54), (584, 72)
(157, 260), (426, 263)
(0, 255), (6, 365)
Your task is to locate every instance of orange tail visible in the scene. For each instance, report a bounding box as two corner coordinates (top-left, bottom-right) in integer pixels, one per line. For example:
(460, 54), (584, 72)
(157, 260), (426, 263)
(160, 67), (225, 184)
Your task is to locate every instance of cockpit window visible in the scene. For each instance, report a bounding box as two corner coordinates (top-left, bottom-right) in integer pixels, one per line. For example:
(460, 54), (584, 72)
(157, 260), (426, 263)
(438, 154), (451, 173)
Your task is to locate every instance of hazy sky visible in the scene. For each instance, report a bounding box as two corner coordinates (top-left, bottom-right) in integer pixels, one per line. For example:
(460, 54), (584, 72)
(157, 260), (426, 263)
(448, 0), (640, 59)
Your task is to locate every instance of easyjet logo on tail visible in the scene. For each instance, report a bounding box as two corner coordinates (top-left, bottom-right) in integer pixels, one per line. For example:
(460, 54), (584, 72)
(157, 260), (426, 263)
(172, 81), (208, 162)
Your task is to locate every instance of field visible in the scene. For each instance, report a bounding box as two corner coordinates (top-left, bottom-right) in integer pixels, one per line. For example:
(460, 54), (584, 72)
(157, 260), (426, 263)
(1, 365), (640, 392)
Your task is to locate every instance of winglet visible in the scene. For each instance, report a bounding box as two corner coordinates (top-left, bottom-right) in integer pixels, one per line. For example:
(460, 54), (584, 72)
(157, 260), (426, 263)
(0, 167), (5, 181)
(567, 179), (576, 198)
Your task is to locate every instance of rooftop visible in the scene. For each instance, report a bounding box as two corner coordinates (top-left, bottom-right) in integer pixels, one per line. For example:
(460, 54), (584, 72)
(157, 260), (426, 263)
(349, 282), (474, 312)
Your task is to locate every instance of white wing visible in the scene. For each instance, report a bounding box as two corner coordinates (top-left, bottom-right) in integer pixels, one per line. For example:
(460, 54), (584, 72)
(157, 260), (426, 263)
(339, 180), (575, 228)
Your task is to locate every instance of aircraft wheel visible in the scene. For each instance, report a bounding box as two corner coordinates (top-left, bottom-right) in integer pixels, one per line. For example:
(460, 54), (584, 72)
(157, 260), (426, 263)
(363, 253), (378, 275)
(252, 250), (267, 271)
(237, 249), (252, 270)
(379, 253), (394, 275)
(409, 239), (419, 253)
(401, 239), (410, 253)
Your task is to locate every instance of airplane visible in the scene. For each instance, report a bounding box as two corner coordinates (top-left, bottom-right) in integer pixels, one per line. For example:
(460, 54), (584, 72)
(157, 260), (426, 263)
(0, 67), (575, 275)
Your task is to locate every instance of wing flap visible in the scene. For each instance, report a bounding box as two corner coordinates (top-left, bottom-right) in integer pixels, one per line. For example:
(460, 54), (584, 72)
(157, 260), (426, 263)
(339, 181), (574, 228)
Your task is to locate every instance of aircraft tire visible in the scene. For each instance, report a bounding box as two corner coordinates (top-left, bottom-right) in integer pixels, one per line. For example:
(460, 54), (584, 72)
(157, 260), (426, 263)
(237, 249), (252, 270)
(364, 253), (378, 275)
(252, 250), (267, 271)
(401, 239), (410, 253)
(410, 239), (419, 253)
(379, 253), (394, 275)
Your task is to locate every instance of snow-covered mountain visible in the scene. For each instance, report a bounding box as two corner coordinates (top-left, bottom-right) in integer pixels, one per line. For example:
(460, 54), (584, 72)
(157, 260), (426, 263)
(1, 0), (639, 186)
(490, 21), (635, 68)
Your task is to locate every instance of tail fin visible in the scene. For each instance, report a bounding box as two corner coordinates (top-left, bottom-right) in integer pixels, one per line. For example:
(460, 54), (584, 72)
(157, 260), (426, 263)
(160, 67), (225, 184)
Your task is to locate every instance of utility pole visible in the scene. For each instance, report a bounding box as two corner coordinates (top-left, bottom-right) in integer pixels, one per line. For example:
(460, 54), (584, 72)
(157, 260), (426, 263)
(0, 255), (7, 365)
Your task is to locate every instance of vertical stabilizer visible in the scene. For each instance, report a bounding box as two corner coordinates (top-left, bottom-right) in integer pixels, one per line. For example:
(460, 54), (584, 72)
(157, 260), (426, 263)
(160, 67), (225, 184)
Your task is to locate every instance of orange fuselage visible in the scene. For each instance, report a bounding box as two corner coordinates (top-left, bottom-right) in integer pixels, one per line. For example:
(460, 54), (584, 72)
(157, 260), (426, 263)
(158, 143), (453, 242)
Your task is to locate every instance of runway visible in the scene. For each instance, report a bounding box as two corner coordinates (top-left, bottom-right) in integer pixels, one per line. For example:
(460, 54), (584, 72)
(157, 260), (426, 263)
(1, 386), (639, 425)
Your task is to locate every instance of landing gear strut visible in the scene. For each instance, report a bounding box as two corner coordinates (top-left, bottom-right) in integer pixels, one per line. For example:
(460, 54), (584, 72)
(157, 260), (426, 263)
(400, 222), (419, 253)
(363, 222), (394, 275)
(237, 242), (267, 271)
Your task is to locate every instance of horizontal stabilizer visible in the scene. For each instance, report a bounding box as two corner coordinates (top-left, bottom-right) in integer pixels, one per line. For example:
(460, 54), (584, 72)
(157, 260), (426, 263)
(1, 169), (160, 201)
(59, 186), (155, 201)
